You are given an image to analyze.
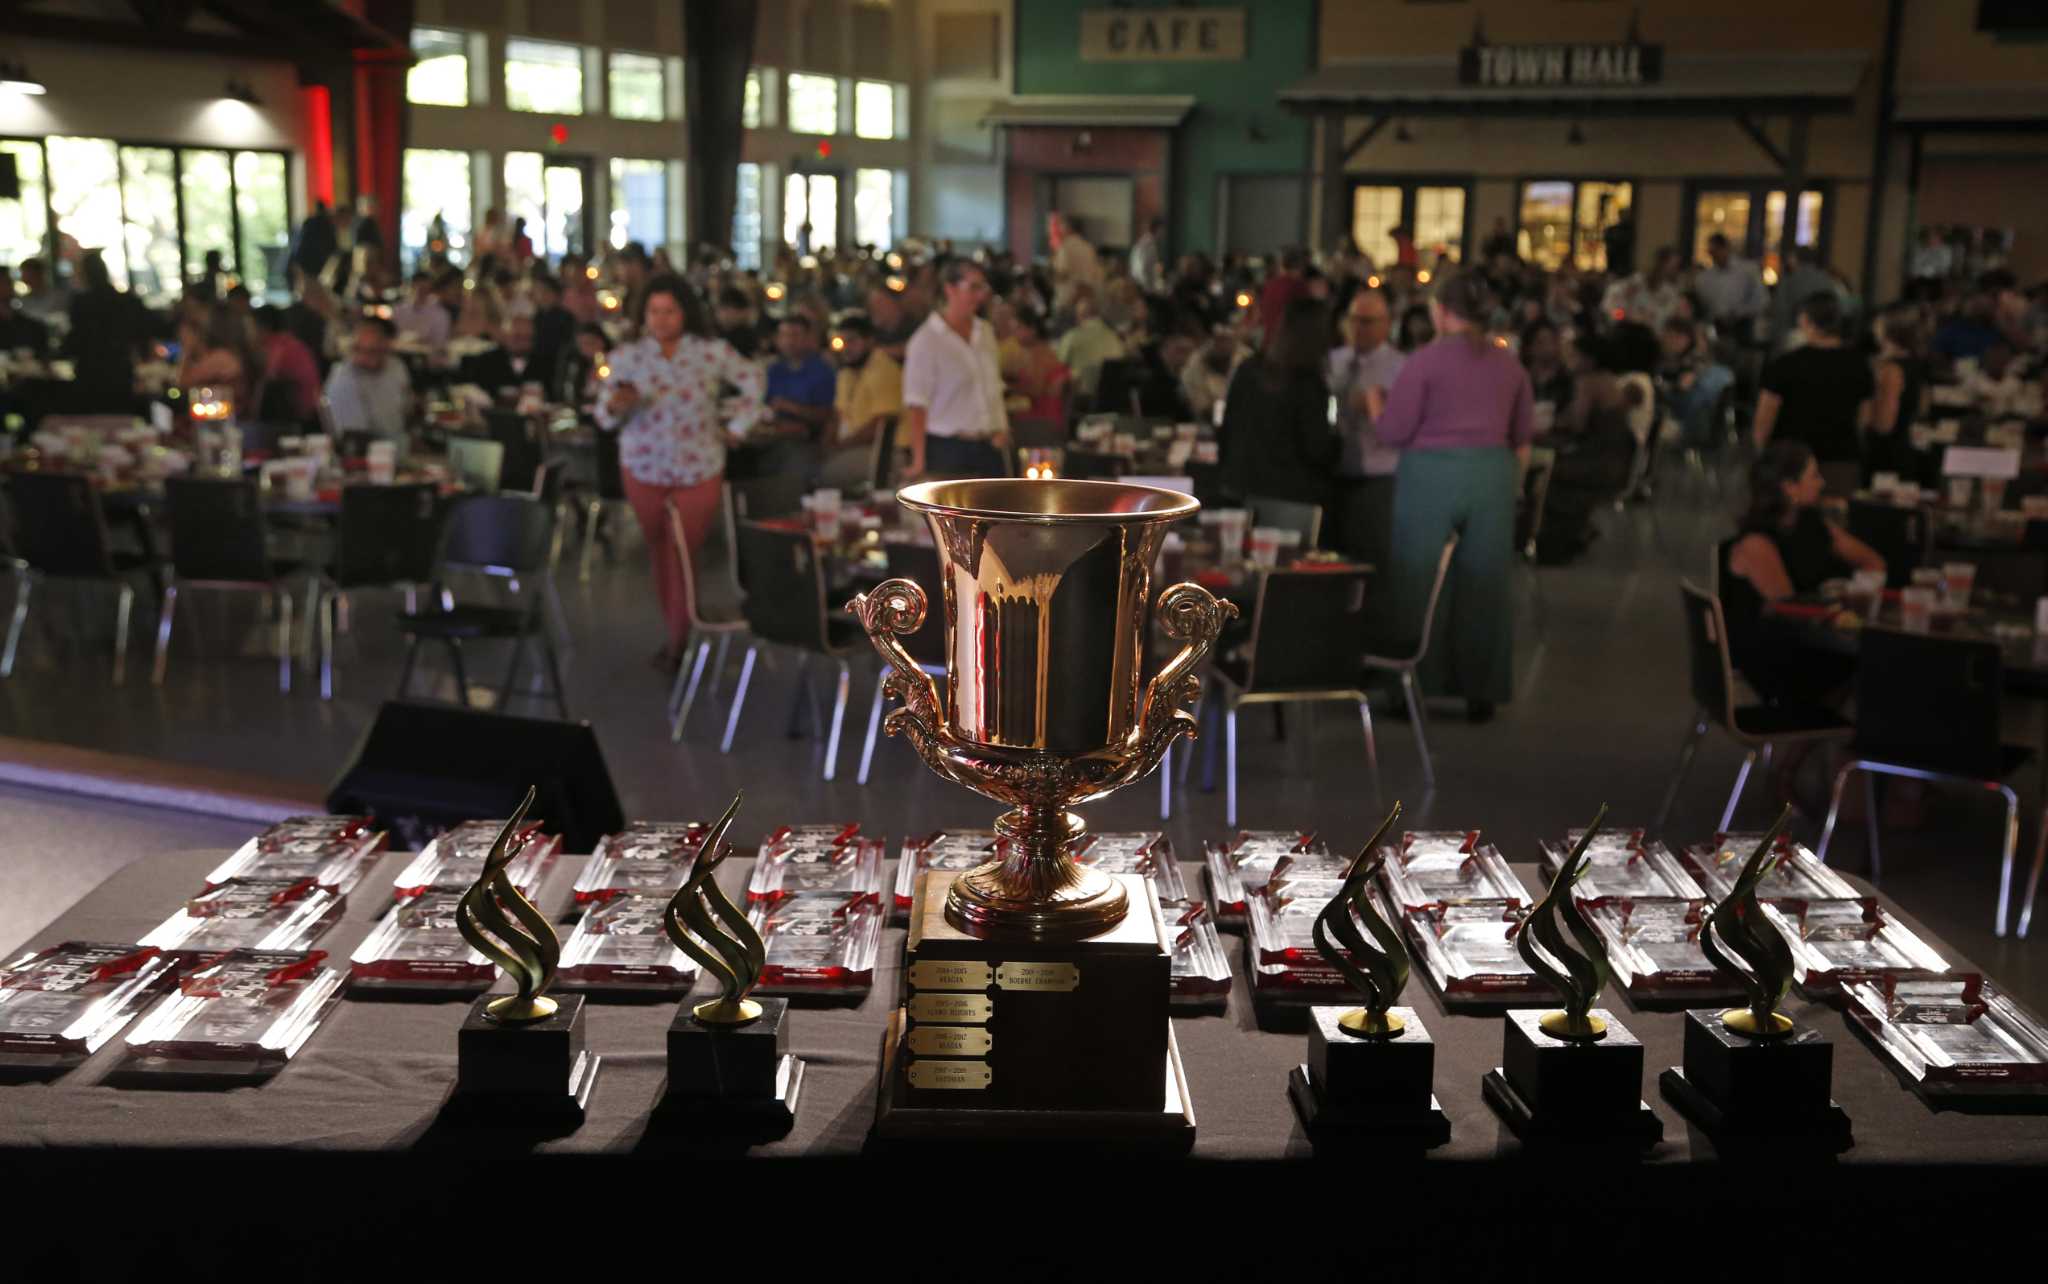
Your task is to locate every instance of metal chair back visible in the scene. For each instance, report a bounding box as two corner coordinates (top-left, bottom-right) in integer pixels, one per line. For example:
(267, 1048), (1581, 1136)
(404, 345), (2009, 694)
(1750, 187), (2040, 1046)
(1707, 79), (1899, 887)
(1241, 568), (1371, 692)
(1847, 499), (1926, 589)
(1400, 532), (1460, 666)
(592, 425), (625, 501)
(867, 415), (900, 493)
(437, 493), (555, 580)
(665, 498), (726, 632)
(1677, 578), (1741, 732)
(484, 410), (544, 494)
(730, 471), (809, 521)
(1247, 494), (1324, 547)
(164, 476), (272, 584)
(4, 472), (119, 579)
(734, 518), (831, 652)
(448, 437), (504, 495)
(334, 482), (441, 589)
(1853, 627), (2005, 779)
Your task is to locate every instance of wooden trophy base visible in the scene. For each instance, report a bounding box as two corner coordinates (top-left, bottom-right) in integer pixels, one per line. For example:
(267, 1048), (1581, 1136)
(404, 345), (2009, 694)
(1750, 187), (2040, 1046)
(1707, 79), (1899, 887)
(873, 1008), (1195, 1152)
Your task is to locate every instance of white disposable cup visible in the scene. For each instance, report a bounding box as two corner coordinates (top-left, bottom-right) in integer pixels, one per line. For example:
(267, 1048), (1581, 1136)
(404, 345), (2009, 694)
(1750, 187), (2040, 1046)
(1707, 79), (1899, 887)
(2035, 596), (2048, 636)
(1942, 561), (1977, 610)
(1949, 477), (1974, 508)
(367, 442), (398, 484)
(1250, 526), (1283, 568)
(1900, 587), (1936, 632)
(284, 459), (316, 500)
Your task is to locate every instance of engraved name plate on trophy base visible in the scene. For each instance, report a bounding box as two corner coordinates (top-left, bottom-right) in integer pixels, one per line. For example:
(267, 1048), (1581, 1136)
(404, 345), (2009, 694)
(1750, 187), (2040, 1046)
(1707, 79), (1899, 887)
(1482, 1009), (1661, 1146)
(874, 871), (1193, 1146)
(451, 993), (600, 1121)
(1660, 1010), (1851, 1150)
(1288, 1006), (1450, 1148)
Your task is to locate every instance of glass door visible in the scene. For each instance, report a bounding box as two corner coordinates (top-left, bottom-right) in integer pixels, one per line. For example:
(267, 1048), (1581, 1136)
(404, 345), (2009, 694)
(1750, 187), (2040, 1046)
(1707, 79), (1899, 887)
(118, 146), (180, 302)
(542, 159), (588, 259)
(784, 171), (839, 254)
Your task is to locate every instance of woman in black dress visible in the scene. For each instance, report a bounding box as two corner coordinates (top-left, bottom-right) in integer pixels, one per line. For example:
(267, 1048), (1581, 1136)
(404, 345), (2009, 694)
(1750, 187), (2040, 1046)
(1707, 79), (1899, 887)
(1217, 297), (1339, 508)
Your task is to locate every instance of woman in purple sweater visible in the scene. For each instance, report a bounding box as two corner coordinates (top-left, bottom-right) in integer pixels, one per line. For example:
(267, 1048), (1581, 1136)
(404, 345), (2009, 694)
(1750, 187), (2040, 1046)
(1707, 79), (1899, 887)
(1373, 271), (1535, 721)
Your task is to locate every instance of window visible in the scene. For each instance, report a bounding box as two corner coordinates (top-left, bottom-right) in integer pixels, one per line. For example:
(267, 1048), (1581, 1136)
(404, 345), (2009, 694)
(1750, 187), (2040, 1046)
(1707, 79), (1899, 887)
(784, 172), (837, 251)
(408, 27), (469, 106)
(505, 38), (583, 115)
(1517, 178), (1630, 272)
(1762, 189), (1825, 276)
(609, 52), (665, 121)
(401, 148), (473, 272)
(0, 140), (48, 272)
(787, 72), (839, 136)
(1690, 190), (1753, 266)
(609, 158), (667, 252)
(854, 81), (897, 140)
(27, 137), (291, 303)
(1683, 182), (1828, 281)
(854, 168), (896, 249)
(743, 70), (762, 129)
(733, 163), (762, 269)
(1348, 178), (1468, 268)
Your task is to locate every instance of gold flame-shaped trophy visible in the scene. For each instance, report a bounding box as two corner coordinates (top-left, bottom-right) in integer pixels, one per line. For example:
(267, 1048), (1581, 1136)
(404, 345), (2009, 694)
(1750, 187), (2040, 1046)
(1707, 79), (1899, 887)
(850, 479), (1234, 1143)
(1481, 805), (1661, 1145)
(448, 787), (601, 1121)
(1659, 806), (1852, 1149)
(1287, 803), (1451, 1148)
(657, 792), (803, 1134)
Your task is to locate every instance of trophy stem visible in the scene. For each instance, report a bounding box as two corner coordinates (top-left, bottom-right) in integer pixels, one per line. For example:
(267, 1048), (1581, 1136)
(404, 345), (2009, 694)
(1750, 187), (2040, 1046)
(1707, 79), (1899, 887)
(944, 806), (1129, 941)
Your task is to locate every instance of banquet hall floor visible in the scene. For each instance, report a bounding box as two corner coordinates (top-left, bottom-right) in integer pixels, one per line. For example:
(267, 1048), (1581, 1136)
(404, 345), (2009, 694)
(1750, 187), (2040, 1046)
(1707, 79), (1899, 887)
(2, 464), (2043, 1007)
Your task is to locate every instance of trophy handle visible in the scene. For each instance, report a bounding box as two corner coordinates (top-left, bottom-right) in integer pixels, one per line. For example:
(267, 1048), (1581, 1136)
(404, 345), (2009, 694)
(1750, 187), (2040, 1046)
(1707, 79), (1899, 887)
(1137, 582), (1237, 741)
(849, 578), (946, 728)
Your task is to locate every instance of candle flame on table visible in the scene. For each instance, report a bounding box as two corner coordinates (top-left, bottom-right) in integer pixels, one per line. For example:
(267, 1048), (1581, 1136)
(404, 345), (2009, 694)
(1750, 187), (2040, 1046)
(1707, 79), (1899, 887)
(585, 265), (599, 280)
(1235, 291), (1252, 309)
(1417, 269), (1433, 285)
(765, 283), (786, 301)
(1367, 275), (1381, 288)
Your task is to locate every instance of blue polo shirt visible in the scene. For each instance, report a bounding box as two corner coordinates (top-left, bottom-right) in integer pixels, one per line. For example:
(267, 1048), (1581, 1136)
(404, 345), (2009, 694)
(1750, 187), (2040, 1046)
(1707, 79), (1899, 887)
(766, 353), (837, 437)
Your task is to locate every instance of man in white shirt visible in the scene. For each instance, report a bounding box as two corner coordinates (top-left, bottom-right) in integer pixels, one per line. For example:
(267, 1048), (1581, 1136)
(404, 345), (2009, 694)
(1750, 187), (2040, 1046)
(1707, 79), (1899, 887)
(902, 260), (1009, 479)
(1694, 234), (1767, 340)
(1048, 211), (1103, 318)
(1326, 287), (1405, 566)
(391, 271), (451, 353)
(322, 316), (413, 448)
(1129, 217), (1166, 294)
(1601, 246), (1684, 328)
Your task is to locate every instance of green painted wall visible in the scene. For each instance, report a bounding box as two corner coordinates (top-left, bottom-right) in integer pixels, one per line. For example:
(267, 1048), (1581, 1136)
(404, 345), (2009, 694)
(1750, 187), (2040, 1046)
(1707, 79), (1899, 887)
(1013, 0), (1315, 256)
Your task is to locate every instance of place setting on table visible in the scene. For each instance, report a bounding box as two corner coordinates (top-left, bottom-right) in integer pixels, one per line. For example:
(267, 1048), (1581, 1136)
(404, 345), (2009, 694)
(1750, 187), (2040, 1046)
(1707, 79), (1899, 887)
(1761, 556), (2048, 674)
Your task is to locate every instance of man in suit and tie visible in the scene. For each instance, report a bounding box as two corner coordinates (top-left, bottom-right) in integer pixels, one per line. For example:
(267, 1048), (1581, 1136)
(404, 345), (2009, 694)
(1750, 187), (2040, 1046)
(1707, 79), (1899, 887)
(459, 311), (540, 400)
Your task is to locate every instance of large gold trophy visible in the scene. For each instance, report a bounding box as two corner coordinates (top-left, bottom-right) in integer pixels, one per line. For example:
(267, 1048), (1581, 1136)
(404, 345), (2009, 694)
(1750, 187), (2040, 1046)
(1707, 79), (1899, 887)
(850, 478), (1234, 1139)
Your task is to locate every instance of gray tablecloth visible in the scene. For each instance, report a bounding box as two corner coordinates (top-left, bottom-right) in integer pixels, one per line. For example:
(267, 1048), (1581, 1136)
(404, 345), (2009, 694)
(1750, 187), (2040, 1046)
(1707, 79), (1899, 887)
(6, 844), (2047, 1169)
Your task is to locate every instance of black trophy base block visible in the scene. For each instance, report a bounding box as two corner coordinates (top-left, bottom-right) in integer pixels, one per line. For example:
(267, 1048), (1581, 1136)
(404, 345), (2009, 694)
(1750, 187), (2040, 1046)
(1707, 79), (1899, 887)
(1288, 1005), (1449, 1149)
(1484, 1008), (1660, 1147)
(447, 993), (601, 1124)
(1661, 1009), (1850, 1149)
(872, 1009), (1195, 1154)
(659, 998), (802, 1139)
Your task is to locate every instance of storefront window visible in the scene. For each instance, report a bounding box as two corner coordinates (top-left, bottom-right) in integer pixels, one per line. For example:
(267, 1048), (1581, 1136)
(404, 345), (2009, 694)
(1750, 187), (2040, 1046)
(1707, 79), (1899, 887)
(1352, 180), (1467, 269)
(1414, 186), (1466, 266)
(408, 27), (469, 107)
(784, 172), (838, 251)
(506, 153), (584, 260)
(177, 149), (234, 288)
(1691, 190), (1753, 264)
(47, 137), (130, 287)
(854, 168), (896, 249)
(609, 52), (664, 121)
(1763, 189), (1825, 276)
(118, 147), (180, 302)
(401, 148), (473, 272)
(1351, 186), (1402, 267)
(505, 38), (583, 115)
(1518, 178), (1631, 273)
(234, 151), (288, 299)
(855, 82), (897, 140)
(733, 163), (762, 269)
(0, 140), (48, 271)
(609, 158), (667, 252)
(787, 73), (839, 136)
(743, 71), (763, 129)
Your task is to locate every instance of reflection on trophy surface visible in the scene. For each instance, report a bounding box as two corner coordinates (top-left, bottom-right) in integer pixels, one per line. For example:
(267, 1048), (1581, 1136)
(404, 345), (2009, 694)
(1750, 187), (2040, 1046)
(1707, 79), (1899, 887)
(850, 478), (1235, 942)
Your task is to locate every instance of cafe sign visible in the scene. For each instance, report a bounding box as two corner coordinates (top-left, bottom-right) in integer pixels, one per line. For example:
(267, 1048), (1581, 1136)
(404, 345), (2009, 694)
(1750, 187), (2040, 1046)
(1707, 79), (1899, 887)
(1459, 43), (1664, 88)
(1080, 7), (1246, 62)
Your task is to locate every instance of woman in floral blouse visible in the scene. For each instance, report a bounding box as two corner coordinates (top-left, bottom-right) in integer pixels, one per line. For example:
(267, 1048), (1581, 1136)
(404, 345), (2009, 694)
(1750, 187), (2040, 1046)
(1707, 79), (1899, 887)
(595, 275), (764, 669)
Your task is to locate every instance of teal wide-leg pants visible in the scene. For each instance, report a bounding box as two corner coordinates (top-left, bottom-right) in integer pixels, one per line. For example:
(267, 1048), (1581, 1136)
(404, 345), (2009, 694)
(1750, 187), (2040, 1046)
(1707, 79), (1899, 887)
(1388, 447), (1516, 704)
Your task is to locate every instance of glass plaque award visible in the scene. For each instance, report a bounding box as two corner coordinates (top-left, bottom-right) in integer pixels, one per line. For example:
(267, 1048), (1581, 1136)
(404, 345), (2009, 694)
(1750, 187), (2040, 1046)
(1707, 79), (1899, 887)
(140, 878), (344, 957)
(570, 821), (705, 903)
(1246, 872), (1365, 1002)
(1585, 899), (1743, 1000)
(1680, 832), (1858, 904)
(203, 815), (388, 896)
(748, 894), (884, 994)
(1377, 829), (1528, 912)
(348, 890), (494, 992)
(894, 831), (1003, 917)
(1403, 902), (1549, 1005)
(120, 949), (343, 1080)
(0, 942), (178, 1070)
(1159, 899), (1231, 1008)
(1763, 898), (1950, 993)
(1202, 829), (1327, 921)
(1536, 828), (1707, 904)
(389, 817), (561, 900)
(557, 893), (698, 993)
(746, 828), (885, 905)
(1845, 975), (2048, 1102)
(1075, 831), (1191, 902)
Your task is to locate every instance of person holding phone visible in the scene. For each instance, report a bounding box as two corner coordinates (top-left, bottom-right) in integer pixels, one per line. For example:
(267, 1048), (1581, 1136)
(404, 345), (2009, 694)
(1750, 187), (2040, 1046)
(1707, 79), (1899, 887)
(595, 274), (764, 671)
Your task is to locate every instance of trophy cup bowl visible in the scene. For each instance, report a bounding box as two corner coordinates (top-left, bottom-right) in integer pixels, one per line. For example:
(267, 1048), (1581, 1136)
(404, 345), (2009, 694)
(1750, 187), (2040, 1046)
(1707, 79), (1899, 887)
(851, 478), (1234, 942)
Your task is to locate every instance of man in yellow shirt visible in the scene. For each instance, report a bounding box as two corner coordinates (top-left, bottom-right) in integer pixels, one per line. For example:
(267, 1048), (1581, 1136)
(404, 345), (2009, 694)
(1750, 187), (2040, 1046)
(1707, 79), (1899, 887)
(822, 314), (903, 488)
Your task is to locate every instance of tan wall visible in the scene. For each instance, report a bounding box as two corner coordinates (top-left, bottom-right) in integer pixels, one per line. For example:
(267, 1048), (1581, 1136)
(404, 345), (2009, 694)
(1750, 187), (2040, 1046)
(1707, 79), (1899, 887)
(1917, 154), (2048, 282)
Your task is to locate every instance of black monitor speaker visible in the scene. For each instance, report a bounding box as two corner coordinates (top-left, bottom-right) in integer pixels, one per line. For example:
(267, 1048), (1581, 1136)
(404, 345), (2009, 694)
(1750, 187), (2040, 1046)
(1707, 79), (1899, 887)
(326, 701), (625, 853)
